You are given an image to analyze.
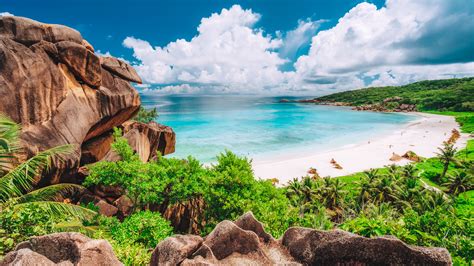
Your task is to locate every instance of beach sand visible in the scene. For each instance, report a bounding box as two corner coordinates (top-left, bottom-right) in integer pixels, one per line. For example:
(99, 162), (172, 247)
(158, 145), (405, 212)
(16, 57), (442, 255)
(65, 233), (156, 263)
(253, 112), (471, 185)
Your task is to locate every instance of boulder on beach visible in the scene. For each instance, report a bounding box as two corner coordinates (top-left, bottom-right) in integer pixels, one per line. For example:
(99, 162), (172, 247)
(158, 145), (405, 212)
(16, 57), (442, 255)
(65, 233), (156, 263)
(390, 152), (403, 162)
(402, 151), (423, 162)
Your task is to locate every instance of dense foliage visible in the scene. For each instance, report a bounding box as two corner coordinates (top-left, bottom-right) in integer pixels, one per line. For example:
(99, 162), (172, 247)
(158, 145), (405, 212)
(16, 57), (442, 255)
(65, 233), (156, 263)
(316, 77), (474, 112)
(0, 109), (472, 265)
(0, 115), (95, 255)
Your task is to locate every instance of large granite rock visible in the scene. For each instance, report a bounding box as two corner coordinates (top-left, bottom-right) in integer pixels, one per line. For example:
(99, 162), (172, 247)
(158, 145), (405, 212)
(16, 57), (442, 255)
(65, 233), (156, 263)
(151, 212), (299, 266)
(101, 121), (176, 162)
(0, 16), (82, 45)
(0, 233), (122, 266)
(150, 235), (203, 266)
(0, 16), (174, 184)
(282, 227), (451, 265)
(150, 212), (452, 265)
(100, 56), (142, 83)
(56, 41), (102, 87)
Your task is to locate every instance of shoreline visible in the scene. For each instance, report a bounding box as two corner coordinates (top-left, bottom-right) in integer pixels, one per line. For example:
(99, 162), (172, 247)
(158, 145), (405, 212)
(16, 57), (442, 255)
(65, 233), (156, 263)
(252, 112), (471, 185)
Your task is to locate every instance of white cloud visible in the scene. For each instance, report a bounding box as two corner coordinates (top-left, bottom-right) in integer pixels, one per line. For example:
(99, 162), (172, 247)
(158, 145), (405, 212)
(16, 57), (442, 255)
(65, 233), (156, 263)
(279, 19), (325, 62)
(367, 63), (474, 87)
(124, 5), (290, 93)
(124, 2), (474, 95)
(0, 12), (14, 16)
(295, 0), (474, 84)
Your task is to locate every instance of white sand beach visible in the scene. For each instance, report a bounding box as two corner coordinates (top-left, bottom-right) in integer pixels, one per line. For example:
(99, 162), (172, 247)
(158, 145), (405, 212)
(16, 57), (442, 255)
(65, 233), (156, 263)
(253, 113), (471, 185)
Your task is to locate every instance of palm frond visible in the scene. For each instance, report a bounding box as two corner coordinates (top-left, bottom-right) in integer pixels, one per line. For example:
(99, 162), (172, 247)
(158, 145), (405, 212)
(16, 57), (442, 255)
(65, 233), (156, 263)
(0, 114), (20, 145)
(14, 201), (97, 220)
(0, 145), (75, 202)
(16, 183), (86, 203)
(0, 114), (21, 171)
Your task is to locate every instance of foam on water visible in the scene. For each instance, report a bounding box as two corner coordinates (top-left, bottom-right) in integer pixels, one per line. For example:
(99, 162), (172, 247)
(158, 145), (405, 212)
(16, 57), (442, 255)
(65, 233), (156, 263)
(140, 94), (417, 163)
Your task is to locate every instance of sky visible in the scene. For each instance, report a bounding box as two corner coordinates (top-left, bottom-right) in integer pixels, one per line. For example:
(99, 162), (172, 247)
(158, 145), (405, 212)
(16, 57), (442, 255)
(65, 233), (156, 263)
(1, 0), (474, 95)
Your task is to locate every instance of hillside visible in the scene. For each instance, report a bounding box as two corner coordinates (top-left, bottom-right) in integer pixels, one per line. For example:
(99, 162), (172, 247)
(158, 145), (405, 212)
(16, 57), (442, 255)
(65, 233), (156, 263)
(315, 77), (474, 112)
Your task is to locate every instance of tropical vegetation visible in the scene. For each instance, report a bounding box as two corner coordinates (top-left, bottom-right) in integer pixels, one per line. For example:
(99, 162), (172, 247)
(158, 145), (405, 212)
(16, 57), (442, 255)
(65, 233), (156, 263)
(0, 78), (472, 265)
(0, 115), (95, 254)
(316, 77), (474, 112)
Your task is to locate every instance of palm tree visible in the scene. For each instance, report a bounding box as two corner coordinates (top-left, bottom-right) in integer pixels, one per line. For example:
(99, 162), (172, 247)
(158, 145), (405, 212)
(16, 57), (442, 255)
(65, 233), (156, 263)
(436, 142), (457, 182)
(356, 177), (373, 209)
(373, 176), (397, 204)
(386, 164), (400, 179)
(401, 164), (417, 180)
(0, 114), (95, 219)
(420, 190), (452, 211)
(364, 169), (380, 183)
(442, 171), (473, 195)
(321, 178), (346, 211)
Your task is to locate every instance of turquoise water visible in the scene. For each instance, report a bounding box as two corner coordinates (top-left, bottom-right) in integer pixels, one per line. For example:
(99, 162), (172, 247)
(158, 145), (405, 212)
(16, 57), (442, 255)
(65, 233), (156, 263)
(140, 95), (417, 163)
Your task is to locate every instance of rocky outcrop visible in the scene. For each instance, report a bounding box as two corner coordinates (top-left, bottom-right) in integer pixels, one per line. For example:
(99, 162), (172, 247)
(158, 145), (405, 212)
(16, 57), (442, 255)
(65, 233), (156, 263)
(102, 121), (176, 162)
(282, 228), (450, 265)
(0, 214), (451, 265)
(402, 150), (423, 162)
(0, 16), (175, 184)
(0, 233), (122, 266)
(152, 212), (298, 266)
(150, 235), (203, 266)
(352, 103), (417, 112)
(100, 56), (142, 83)
(150, 212), (451, 265)
(293, 96), (417, 113)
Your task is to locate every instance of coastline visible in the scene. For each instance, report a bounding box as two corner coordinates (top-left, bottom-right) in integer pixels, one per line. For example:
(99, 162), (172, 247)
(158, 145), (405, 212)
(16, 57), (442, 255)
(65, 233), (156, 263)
(252, 112), (471, 185)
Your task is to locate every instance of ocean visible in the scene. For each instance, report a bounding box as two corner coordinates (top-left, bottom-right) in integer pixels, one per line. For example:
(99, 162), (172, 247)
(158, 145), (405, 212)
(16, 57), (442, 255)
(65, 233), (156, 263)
(140, 94), (417, 163)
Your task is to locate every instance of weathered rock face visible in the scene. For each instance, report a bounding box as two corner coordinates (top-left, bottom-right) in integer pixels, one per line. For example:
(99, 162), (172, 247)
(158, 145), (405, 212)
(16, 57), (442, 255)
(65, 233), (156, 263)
(151, 212), (300, 266)
(150, 212), (452, 266)
(150, 235), (203, 266)
(282, 227), (451, 265)
(100, 56), (142, 84)
(101, 121), (176, 162)
(0, 16), (175, 184)
(0, 233), (122, 266)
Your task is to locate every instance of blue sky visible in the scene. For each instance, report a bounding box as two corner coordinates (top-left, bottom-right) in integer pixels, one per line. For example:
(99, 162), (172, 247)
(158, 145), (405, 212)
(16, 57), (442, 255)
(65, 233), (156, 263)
(2, 0), (473, 95)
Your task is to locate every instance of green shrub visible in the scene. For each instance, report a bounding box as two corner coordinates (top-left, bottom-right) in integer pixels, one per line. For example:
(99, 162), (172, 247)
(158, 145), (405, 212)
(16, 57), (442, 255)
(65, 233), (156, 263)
(0, 204), (56, 254)
(109, 211), (173, 249)
(93, 227), (151, 266)
(134, 107), (158, 124)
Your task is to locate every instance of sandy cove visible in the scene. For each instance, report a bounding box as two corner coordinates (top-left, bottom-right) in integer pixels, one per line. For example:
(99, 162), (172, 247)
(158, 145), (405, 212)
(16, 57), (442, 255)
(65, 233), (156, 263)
(253, 112), (471, 185)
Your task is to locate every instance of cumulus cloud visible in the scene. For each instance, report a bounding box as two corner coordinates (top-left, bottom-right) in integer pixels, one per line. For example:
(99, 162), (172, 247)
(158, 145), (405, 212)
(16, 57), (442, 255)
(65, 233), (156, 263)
(279, 19), (325, 63)
(124, 5), (291, 93)
(295, 0), (474, 86)
(125, 1), (474, 95)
